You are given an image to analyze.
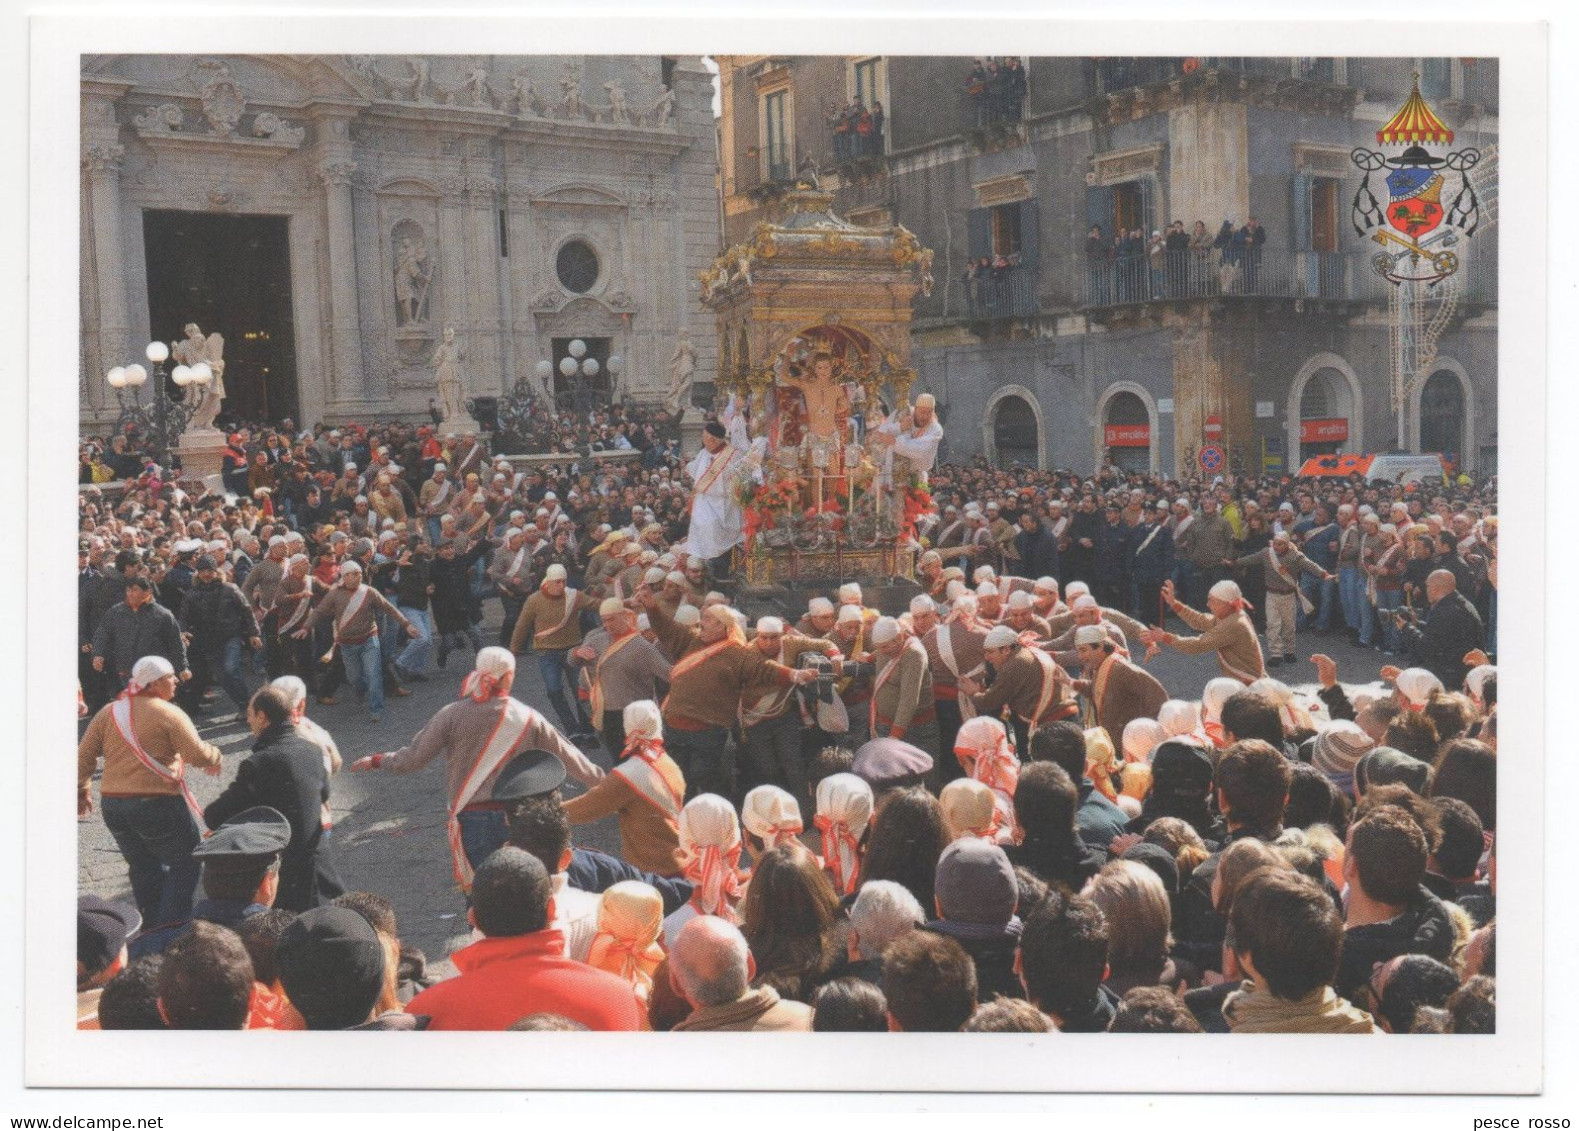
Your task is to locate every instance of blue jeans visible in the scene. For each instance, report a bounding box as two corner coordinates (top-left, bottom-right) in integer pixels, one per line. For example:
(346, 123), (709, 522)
(426, 517), (445, 546)
(340, 638), (385, 714)
(456, 809), (510, 874)
(197, 636), (251, 713)
(101, 794), (202, 932)
(1375, 588), (1403, 652)
(1299, 574), (1337, 631)
(1339, 566), (1365, 633)
(396, 607), (434, 673)
(537, 649), (587, 734)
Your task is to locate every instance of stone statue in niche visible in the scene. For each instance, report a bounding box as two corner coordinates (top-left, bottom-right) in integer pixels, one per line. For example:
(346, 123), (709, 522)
(172, 322), (227, 432)
(393, 228), (432, 327)
(194, 59), (245, 137)
(604, 80), (630, 124)
(648, 84), (676, 127)
(511, 70), (541, 117)
(663, 330), (697, 415)
(431, 326), (466, 423)
(557, 60), (584, 119)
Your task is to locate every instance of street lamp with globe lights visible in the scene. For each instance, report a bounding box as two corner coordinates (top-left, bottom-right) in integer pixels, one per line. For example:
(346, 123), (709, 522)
(105, 339), (211, 469)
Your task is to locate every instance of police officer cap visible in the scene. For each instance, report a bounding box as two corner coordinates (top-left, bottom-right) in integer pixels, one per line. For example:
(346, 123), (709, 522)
(192, 806), (291, 865)
(491, 750), (568, 804)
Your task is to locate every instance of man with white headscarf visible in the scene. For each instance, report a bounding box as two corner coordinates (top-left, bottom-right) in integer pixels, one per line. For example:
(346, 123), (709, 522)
(350, 648), (603, 895)
(568, 597), (673, 755)
(1227, 529), (1334, 667)
(564, 700), (687, 878)
(78, 656), (224, 933)
(958, 624), (1076, 755)
(868, 616), (937, 755)
(740, 784), (805, 859)
(293, 560), (417, 723)
(664, 794), (747, 945)
(919, 592), (989, 783)
(1142, 578), (1266, 685)
(509, 563), (600, 740)
(815, 773), (874, 899)
(636, 588), (817, 800)
(1071, 623), (1167, 742)
(739, 616), (841, 800)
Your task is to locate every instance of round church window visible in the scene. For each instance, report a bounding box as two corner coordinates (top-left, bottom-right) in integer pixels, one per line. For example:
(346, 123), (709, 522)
(556, 240), (599, 294)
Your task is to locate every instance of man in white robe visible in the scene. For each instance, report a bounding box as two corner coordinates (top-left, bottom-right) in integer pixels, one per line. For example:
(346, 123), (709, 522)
(685, 421), (745, 578)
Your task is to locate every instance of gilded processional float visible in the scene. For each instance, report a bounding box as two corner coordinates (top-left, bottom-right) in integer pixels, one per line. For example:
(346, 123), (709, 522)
(700, 186), (938, 586)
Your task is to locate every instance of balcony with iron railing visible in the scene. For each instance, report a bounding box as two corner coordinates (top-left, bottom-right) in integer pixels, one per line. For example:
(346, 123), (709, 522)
(1078, 246), (1497, 310)
(961, 260), (1040, 320)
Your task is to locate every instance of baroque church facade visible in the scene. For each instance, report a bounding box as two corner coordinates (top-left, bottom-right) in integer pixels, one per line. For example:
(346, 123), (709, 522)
(80, 54), (720, 430)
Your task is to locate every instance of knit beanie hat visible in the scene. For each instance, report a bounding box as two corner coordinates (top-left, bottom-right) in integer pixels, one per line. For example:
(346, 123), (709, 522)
(1312, 720), (1374, 796)
(1122, 841), (1181, 894)
(933, 837), (1016, 926)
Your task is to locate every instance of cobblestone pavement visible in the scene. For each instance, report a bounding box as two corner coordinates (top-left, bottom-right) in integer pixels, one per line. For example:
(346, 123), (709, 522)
(77, 602), (1391, 966)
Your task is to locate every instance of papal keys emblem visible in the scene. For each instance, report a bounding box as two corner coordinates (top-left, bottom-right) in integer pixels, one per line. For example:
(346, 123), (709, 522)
(1351, 74), (1480, 286)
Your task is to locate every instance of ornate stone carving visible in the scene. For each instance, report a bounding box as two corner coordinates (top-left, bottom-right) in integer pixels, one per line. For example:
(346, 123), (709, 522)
(81, 143), (125, 175)
(466, 173), (500, 197)
(605, 290), (636, 311)
(207, 182), (246, 210)
(193, 58), (245, 136)
(648, 84), (676, 128)
(133, 103), (184, 133)
(392, 220), (433, 327)
(317, 160), (358, 189)
(436, 173), (468, 198)
(252, 112), (306, 147)
(603, 80), (631, 124)
(511, 69), (541, 117)
(462, 65), (495, 110)
(556, 59), (585, 119)
(530, 287), (564, 311)
(386, 58), (435, 103)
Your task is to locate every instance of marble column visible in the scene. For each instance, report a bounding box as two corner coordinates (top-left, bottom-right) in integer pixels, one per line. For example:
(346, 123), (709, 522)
(83, 143), (130, 418)
(466, 174), (505, 397)
(317, 159), (366, 403)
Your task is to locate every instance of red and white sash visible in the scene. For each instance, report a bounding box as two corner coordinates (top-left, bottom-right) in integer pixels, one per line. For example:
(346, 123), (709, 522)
(446, 698), (539, 892)
(937, 626), (985, 721)
(277, 580), (316, 636)
(870, 638), (925, 733)
(1025, 647), (1063, 737)
(334, 583), (373, 643)
(534, 588), (580, 644)
(612, 749), (684, 827)
(109, 697), (208, 834)
(692, 446), (737, 497)
(589, 631), (637, 727)
(1267, 547), (1316, 614)
(668, 637), (732, 684)
(425, 478), (454, 514)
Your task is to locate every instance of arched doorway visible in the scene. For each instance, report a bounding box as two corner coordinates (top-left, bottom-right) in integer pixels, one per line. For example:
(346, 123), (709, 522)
(1296, 367), (1353, 461)
(1419, 369), (1467, 464)
(1102, 390), (1152, 471)
(992, 395), (1040, 469)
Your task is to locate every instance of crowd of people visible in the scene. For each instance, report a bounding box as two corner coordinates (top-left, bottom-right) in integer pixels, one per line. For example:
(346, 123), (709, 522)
(965, 57), (1028, 127)
(1086, 217), (1269, 305)
(75, 404), (1497, 1035)
(828, 99), (886, 163)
